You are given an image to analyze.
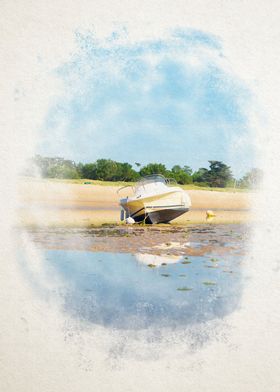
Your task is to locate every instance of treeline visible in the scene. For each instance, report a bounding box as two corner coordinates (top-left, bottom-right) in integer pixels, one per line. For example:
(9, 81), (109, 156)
(25, 155), (262, 189)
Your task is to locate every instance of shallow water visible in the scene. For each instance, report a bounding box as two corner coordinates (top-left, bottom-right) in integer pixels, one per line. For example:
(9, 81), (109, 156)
(21, 224), (248, 330)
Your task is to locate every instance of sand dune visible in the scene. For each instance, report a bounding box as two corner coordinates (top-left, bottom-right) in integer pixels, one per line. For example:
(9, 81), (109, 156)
(18, 178), (253, 227)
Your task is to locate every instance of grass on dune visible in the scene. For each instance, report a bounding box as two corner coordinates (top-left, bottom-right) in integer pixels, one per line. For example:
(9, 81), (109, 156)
(181, 184), (248, 192)
(23, 176), (133, 187)
(21, 176), (249, 192)
(42, 178), (248, 192)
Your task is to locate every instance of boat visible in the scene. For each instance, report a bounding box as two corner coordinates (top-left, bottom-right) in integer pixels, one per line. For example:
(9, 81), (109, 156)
(118, 174), (191, 224)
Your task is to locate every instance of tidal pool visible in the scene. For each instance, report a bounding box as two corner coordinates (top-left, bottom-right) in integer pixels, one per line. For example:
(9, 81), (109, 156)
(44, 251), (241, 329)
(23, 224), (247, 330)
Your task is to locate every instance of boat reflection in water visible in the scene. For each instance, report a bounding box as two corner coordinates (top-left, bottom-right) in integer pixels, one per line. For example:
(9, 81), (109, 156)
(134, 253), (181, 266)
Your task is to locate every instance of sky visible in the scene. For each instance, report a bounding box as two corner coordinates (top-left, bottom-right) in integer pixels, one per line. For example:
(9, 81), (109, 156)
(39, 28), (254, 177)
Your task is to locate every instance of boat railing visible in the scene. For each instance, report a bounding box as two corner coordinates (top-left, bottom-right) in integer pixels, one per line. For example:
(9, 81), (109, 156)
(117, 185), (135, 194)
(117, 175), (178, 195)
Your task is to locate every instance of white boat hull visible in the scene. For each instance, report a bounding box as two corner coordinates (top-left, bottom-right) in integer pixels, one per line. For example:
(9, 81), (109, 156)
(134, 207), (189, 224)
(120, 189), (191, 224)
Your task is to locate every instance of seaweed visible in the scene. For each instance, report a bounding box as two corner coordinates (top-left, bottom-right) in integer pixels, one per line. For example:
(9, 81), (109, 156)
(203, 281), (216, 286)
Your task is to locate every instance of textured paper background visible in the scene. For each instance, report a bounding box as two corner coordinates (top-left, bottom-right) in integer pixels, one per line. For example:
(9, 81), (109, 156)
(1, 1), (280, 391)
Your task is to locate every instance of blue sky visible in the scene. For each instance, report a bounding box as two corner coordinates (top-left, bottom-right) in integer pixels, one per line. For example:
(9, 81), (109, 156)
(40, 29), (254, 177)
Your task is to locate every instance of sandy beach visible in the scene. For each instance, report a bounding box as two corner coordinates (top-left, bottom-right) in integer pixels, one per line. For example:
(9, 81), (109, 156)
(18, 178), (253, 227)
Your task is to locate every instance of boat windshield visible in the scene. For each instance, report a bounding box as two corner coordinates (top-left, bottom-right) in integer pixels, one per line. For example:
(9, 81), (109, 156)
(137, 174), (166, 186)
(135, 175), (177, 192)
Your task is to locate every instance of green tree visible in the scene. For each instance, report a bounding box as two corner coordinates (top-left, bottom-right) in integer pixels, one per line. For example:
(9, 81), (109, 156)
(238, 168), (263, 189)
(207, 160), (233, 187)
(81, 163), (97, 179)
(192, 168), (209, 184)
(33, 155), (81, 179)
(94, 159), (118, 180)
(76, 162), (84, 177)
(139, 163), (167, 177)
(115, 162), (139, 181)
(183, 165), (192, 175)
(83, 159), (139, 181)
(48, 165), (80, 179)
(171, 165), (193, 184)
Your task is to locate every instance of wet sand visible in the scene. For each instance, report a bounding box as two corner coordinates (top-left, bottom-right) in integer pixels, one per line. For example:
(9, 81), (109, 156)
(26, 224), (248, 257)
(18, 178), (253, 227)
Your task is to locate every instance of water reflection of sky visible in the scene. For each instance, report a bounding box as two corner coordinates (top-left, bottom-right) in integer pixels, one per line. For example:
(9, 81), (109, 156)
(44, 250), (242, 330)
